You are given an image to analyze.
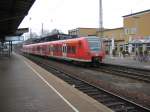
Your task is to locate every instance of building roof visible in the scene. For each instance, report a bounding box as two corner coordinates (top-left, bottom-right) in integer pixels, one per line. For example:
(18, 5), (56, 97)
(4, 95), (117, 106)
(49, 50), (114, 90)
(123, 9), (150, 18)
(103, 27), (124, 32)
(78, 27), (98, 29)
(0, 0), (35, 41)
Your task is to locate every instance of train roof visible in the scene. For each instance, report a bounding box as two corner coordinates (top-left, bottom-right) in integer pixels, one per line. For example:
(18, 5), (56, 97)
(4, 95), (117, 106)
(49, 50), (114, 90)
(23, 36), (101, 47)
(24, 33), (78, 45)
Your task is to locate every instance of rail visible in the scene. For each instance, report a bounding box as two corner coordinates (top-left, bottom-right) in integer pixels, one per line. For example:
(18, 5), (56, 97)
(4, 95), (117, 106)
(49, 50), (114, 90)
(24, 54), (150, 112)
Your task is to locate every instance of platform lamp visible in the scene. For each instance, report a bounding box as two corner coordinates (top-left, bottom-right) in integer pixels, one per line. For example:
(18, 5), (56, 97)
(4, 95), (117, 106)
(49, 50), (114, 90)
(41, 22), (44, 36)
(29, 17), (32, 39)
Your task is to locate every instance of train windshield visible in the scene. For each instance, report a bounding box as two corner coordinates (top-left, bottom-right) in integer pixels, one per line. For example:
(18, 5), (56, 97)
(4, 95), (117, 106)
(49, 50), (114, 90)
(86, 36), (101, 52)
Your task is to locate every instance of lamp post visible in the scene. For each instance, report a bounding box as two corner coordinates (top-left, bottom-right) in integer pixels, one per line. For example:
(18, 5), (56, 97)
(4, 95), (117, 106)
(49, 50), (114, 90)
(29, 17), (32, 38)
(41, 22), (44, 36)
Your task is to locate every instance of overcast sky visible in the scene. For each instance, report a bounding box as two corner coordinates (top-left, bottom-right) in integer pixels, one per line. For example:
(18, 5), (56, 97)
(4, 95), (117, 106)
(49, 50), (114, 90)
(19, 0), (150, 35)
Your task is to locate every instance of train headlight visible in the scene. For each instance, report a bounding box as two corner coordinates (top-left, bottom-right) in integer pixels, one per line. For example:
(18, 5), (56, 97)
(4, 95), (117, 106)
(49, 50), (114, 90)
(95, 53), (99, 56)
(86, 52), (90, 55)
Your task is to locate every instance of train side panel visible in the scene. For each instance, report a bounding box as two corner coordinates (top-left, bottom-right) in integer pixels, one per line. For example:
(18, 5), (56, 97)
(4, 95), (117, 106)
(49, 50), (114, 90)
(22, 36), (105, 63)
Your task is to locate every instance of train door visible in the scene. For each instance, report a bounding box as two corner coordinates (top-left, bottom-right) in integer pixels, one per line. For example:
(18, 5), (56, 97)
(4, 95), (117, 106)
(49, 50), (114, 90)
(40, 45), (43, 55)
(50, 44), (53, 56)
(62, 44), (67, 57)
(46, 45), (49, 56)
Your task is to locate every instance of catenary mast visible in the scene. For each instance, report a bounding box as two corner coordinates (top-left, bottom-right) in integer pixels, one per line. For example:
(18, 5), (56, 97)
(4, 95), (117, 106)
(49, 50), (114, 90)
(99, 0), (103, 38)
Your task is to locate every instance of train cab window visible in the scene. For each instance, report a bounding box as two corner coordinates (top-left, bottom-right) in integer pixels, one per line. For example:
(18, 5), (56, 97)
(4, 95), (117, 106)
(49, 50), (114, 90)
(86, 36), (101, 52)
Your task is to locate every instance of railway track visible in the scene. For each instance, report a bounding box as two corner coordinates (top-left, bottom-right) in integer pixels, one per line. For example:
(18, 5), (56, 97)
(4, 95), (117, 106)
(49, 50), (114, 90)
(51, 58), (150, 83)
(94, 63), (150, 83)
(24, 54), (150, 112)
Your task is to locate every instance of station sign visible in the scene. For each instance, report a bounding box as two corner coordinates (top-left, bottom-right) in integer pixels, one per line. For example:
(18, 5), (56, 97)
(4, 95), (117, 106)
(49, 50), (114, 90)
(16, 28), (29, 35)
(5, 36), (24, 41)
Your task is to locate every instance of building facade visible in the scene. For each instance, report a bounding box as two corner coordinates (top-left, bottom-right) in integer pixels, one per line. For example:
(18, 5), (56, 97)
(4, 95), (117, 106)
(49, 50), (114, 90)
(68, 28), (98, 37)
(97, 27), (125, 55)
(123, 9), (150, 54)
(67, 9), (150, 56)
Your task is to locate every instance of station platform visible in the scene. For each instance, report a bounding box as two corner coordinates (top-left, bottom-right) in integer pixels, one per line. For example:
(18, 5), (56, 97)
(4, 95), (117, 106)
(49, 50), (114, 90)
(103, 56), (150, 70)
(0, 52), (112, 112)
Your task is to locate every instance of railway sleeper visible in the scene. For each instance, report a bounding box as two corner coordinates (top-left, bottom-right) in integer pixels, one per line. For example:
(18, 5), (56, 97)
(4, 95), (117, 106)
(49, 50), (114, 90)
(65, 80), (76, 85)
(108, 104), (138, 112)
(81, 88), (99, 93)
(67, 82), (75, 85)
(75, 84), (91, 88)
(125, 106), (137, 111)
(72, 81), (85, 85)
(67, 79), (84, 84)
(59, 77), (72, 81)
(102, 69), (150, 82)
(78, 87), (96, 91)
(107, 67), (150, 78)
(57, 76), (70, 80)
(86, 92), (101, 96)
(111, 106), (136, 112)
(92, 94), (108, 100)
(105, 103), (136, 112)
(104, 102), (124, 108)
(99, 97), (118, 104)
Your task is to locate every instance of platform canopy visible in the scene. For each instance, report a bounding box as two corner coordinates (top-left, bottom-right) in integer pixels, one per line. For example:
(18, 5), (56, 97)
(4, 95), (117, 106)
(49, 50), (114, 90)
(0, 0), (36, 41)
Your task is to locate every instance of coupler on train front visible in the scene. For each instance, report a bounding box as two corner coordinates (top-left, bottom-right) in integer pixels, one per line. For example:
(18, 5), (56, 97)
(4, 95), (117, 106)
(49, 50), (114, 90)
(91, 56), (102, 66)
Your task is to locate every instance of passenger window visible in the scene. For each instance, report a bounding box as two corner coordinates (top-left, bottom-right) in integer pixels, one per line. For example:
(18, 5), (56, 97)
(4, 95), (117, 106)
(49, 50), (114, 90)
(71, 46), (76, 54)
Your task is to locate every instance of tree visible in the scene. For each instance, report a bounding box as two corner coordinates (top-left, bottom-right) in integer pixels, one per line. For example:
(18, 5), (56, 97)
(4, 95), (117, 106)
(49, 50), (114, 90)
(42, 29), (50, 36)
(50, 29), (63, 35)
(31, 32), (39, 38)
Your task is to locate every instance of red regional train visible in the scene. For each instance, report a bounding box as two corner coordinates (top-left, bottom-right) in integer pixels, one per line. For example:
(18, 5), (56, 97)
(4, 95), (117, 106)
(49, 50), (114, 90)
(22, 36), (105, 64)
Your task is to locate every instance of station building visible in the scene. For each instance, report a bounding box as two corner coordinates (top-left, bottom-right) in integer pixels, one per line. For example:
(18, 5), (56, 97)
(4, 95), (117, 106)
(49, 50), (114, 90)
(97, 27), (125, 55)
(123, 9), (150, 55)
(68, 28), (98, 37)
(98, 9), (150, 56)
(68, 9), (150, 56)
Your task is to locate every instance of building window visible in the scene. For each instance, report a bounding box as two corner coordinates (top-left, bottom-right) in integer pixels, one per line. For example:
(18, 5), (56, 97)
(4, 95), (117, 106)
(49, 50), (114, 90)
(130, 27), (137, 34)
(124, 28), (129, 35)
(124, 28), (137, 35)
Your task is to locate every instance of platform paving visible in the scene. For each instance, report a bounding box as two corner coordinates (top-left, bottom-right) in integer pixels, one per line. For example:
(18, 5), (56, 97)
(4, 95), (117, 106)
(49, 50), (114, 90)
(103, 56), (150, 70)
(0, 53), (112, 112)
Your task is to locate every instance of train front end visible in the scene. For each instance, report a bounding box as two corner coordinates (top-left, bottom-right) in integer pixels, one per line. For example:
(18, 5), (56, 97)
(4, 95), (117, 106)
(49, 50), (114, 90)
(86, 36), (105, 64)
